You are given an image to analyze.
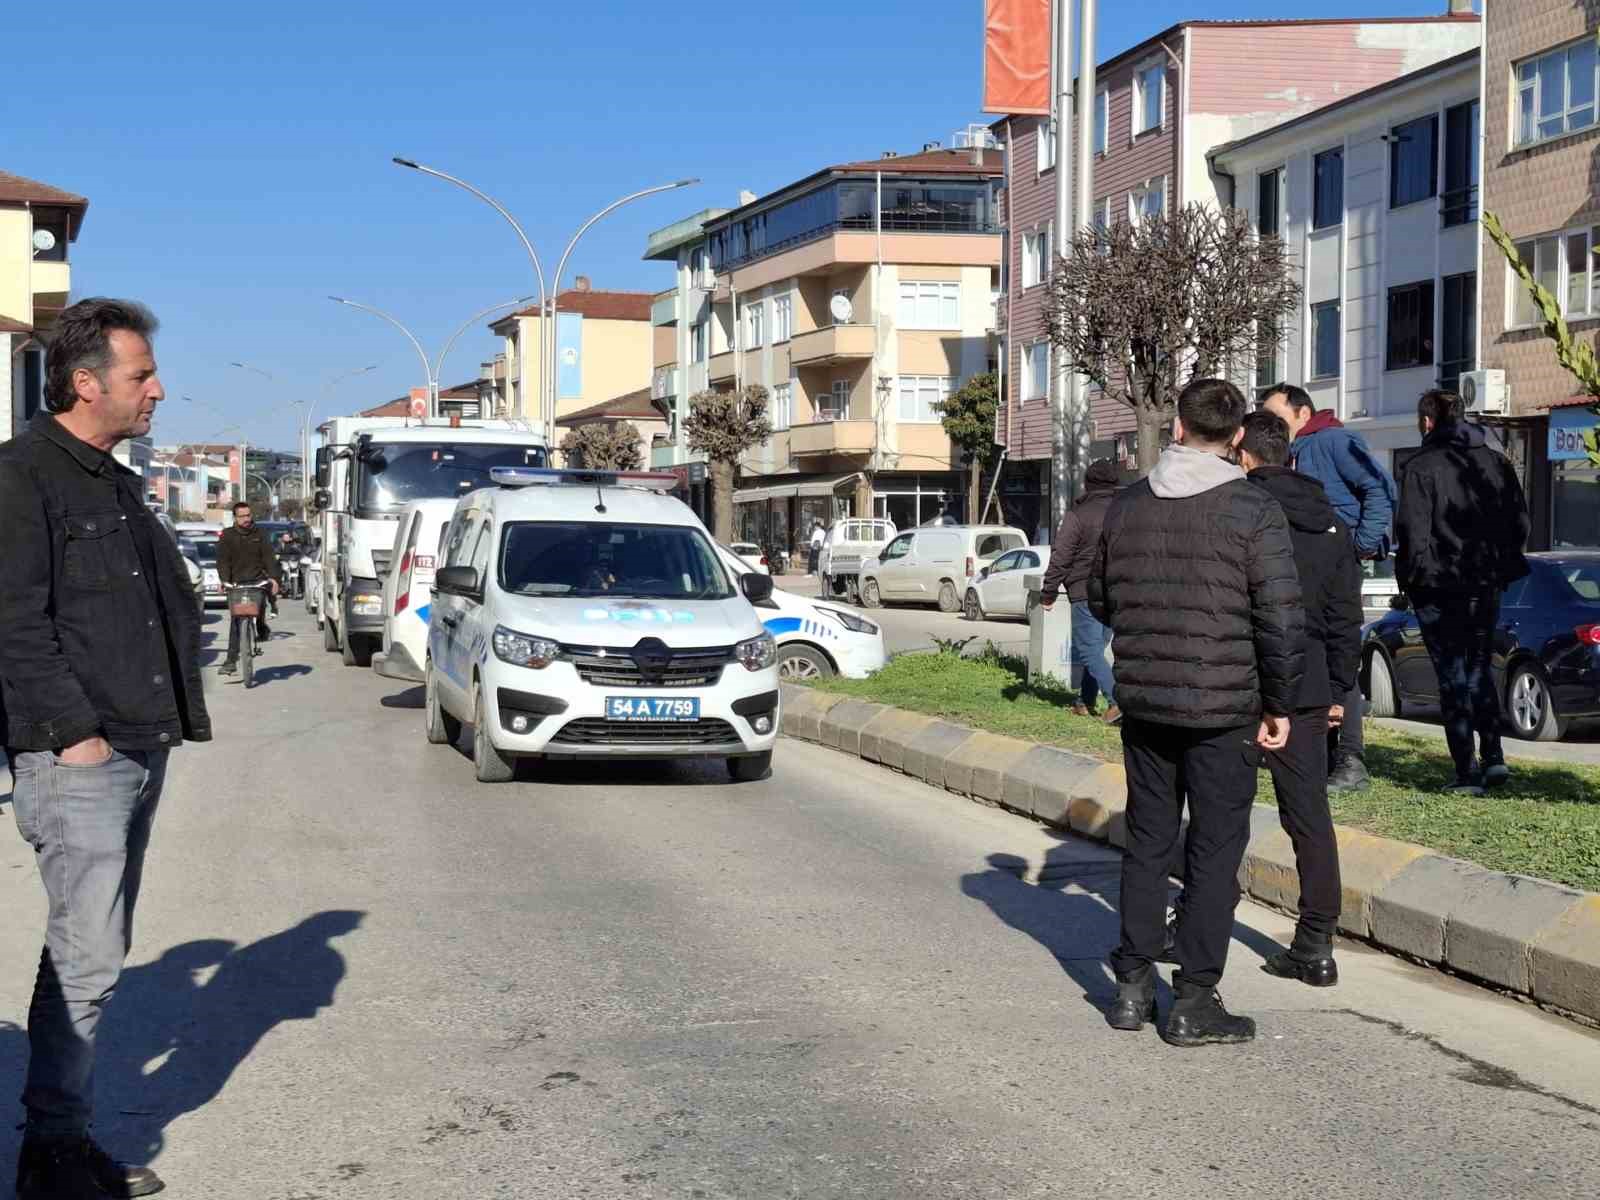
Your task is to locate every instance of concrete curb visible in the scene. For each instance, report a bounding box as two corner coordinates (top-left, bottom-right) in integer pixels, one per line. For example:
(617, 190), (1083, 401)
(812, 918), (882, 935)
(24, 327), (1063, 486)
(780, 683), (1600, 1025)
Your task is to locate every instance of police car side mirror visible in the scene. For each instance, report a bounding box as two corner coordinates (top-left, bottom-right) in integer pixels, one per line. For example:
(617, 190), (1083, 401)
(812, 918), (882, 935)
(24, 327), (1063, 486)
(740, 573), (774, 604)
(436, 565), (481, 598)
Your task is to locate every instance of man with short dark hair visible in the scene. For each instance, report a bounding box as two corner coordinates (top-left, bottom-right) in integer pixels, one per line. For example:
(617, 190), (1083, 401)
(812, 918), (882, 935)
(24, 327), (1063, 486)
(1396, 389), (1530, 793)
(216, 500), (281, 676)
(1238, 411), (1363, 985)
(1262, 382), (1396, 793)
(0, 297), (208, 1198)
(1091, 378), (1304, 1047)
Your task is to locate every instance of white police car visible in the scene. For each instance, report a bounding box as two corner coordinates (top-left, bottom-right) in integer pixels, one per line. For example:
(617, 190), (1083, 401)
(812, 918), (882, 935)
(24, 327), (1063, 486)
(424, 468), (781, 783)
(716, 544), (885, 680)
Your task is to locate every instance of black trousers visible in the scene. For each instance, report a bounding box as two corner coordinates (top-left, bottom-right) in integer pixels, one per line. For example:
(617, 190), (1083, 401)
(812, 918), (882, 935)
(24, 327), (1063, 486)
(1112, 718), (1259, 989)
(1267, 708), (1342, 939)
(1412, 586), (1503, 778)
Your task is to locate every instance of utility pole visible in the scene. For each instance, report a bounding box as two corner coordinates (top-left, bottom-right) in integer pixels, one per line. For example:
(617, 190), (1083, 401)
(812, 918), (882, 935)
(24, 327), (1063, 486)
(1073, 0), (1097, 493)
(1049, 0), (1078, 530)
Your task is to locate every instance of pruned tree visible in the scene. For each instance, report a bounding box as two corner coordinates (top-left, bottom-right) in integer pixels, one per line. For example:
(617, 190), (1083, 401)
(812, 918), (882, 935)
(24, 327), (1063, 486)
(933, 371), (1001, 522)
(560, 420), (644, 471)
(1044, 202), (1301, 473)
(684, 385), (773, 542)
(1485, 210), (1600, 466)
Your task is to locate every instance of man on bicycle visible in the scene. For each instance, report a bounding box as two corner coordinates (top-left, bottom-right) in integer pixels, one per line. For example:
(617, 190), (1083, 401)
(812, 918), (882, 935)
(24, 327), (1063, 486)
(217, 500), (280, 677)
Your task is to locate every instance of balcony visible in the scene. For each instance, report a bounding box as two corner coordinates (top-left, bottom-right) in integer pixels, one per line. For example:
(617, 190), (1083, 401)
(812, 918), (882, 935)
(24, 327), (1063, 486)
(790, 418), (875, 457)
(708, 351), (736, 383)
(651, 366), (679, 402)
(790, 323), (875, 365)
(651, 291), (677, 326)
(1441, 186), (1478, 229)
(31, 260), (70, 309)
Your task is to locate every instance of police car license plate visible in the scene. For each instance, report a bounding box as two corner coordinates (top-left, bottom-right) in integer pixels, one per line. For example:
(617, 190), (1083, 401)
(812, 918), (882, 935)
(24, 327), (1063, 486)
(606, 697), (700, 721)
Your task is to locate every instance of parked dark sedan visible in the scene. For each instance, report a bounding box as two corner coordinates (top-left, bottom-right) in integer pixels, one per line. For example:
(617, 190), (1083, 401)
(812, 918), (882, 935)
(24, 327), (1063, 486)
(1361, 552), (1600, 741)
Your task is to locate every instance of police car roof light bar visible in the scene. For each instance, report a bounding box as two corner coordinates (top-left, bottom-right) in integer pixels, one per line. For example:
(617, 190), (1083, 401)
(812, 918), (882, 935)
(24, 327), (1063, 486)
(489, 466), (680, 493)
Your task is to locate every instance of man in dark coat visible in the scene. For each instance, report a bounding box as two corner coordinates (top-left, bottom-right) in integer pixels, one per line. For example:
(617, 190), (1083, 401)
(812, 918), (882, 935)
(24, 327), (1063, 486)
(1039, 458), (1122, 722)
(216, 500), (282, 676)
(1396, 389), (1531, 793)
(1239, 412), (1363, 986)
(0, 298), (209, 1199)
(1090, 378), (1304, 1047)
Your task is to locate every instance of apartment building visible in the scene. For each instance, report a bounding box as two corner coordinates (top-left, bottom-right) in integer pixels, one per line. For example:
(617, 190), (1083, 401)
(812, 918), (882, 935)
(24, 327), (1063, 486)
(1210, 50), (1483, 472)
(1, 168), (88, 437)
(647, 148), (1001, 549)
(992, 8), (1481, 533)
(1480, 0), (1600, 551)
(488, 279), (653, 428)
(553, 387), (671, 472)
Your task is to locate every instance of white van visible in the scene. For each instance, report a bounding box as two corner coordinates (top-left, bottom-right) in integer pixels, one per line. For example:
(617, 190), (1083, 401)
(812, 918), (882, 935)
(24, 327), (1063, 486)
(860, 524), (1028, 612)
(374, 499), (459, 684)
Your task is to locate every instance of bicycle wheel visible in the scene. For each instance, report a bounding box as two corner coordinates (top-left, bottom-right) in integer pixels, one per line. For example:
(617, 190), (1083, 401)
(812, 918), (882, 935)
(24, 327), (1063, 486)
(240, 620), (255, 687)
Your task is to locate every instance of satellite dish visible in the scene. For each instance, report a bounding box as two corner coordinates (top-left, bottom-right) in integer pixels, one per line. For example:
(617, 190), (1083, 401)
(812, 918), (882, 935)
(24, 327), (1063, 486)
(32, 229), (56, 253)
(829, 293), (854, 324)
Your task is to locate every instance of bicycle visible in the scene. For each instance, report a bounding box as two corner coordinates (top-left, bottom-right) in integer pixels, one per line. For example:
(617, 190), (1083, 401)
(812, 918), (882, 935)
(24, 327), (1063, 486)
(226, 580), (272, 687)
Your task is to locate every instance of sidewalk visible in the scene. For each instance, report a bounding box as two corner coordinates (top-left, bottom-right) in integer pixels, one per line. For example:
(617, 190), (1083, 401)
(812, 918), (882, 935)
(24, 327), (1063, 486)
(778, 683), (1600, 1026)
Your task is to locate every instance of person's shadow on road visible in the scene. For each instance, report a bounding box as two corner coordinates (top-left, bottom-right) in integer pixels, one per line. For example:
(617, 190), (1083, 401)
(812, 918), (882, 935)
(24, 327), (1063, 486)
(0, 910), (364, 1170)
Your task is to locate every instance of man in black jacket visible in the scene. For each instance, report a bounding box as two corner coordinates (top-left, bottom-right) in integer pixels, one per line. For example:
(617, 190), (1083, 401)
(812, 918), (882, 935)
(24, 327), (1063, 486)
(1039, 458), (1121, 722)
(0, 298), (208, 1199)
(216, 501), (282, 676)
(1396, 390), (1531, 793)
(1090, 379), (1304, 1047)
(1239, 412), (1363, 986)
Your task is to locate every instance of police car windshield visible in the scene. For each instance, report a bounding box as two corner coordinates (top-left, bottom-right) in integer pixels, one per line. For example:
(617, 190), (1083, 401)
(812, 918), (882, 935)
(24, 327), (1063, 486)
(184, 539), (219, 564)
(357, 443), (549, 514)
(500, 521), (735, 600)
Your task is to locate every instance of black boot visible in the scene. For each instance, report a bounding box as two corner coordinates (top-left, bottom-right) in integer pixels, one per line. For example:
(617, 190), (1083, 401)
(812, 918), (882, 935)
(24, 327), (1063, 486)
(1161, 977), (1255, 1047)
(1262, 927), (1338, 988)
(1327, 753), (1370, 793)
(1106, 967), (1157, 1032)
(16, 1134), (164, 1198)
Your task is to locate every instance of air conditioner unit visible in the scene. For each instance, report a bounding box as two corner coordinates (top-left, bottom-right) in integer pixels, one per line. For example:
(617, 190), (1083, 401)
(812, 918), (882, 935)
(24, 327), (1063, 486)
(1459, 369), (1508, 415)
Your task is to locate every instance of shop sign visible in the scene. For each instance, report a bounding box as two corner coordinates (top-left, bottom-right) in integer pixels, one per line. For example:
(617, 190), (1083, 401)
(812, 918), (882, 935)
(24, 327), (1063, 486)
(1549, 406), (1600, 462)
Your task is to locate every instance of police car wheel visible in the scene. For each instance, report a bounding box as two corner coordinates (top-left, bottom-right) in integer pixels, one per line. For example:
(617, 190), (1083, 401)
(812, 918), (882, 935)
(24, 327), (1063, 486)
(776, 644), (833, 681)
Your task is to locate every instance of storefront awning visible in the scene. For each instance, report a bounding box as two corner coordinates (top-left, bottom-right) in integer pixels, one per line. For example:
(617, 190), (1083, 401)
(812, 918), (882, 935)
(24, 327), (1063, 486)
(733, 471), (863, 505)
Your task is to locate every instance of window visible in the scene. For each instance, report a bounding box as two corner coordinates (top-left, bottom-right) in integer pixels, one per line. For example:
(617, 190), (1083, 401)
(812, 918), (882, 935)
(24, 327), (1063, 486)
(1440, 272), (1476, 390)
(745, 300), (764, 348)
(1255, 318), (1281, 390)
(897, 375), (954, 423)
(691, 245), (712, 287)
(691, 321), (708, 363)
(1313, 148), (1343, 230)
(1442, 101), (1480, 226)
(1130, 177), (1165, 226)
(881, 533), (913, 560)
(1569, 232), (1592, 315)
(771, 382), (792, 431)
(773, 294), (793, 341)
(1094, 89), (1109, 155)
(1257, 168), (1282, 238)
(1023, 341), (1049, 401)
(1509, 229), (1599, 327)
(818, 381), (850, 421)
(1022, 223), (1052, 287)
(1133, 61), (1164, 136)
(898, 281), (961, 329)
(1311, 301), (1340, 379)
(1389, 114), (1439, 208)
(1516, 37), (1599, 147)
(1037, 118), (1057, 171)
(357, 442), (547, 514)
(1386, 280), (1436, 370)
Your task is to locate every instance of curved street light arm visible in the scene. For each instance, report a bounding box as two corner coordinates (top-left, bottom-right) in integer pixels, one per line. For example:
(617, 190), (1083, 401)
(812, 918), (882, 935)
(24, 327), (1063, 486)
(328, 297), (433, 400)
(433, 295), (536, 400)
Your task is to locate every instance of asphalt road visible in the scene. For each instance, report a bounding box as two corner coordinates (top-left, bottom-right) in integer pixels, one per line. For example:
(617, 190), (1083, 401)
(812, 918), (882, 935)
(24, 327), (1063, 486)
(1, 606), (1597, 1198)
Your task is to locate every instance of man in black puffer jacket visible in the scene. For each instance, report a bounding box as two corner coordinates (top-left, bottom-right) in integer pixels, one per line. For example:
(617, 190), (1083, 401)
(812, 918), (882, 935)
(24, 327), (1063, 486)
(1239, 412), (1362, 988)
(1089, 378), (1303, 1047)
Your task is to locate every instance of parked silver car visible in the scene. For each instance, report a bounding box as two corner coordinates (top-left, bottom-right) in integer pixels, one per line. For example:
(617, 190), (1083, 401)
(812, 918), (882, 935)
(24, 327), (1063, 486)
(860, 524), (1028, 612)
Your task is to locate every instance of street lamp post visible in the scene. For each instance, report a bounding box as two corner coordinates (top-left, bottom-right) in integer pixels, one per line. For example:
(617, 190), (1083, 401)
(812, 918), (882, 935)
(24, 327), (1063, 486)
(305, 364), (380, 501)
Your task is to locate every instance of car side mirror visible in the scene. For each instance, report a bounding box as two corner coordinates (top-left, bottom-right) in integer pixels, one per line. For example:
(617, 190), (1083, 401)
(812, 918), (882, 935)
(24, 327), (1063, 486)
(1389, 593), (1411, 612)
(313, 488), (332, 511)
(314, 446), (331, 489)
(978, 567), (991, 581)
(435, 565), (481, 597)
(740, 573), (774, 604)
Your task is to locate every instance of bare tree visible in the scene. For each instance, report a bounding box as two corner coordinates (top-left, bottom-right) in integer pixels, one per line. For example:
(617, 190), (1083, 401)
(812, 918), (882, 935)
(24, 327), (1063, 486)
(560, 421), (644, 471)
(1044, 203), (1301, 473)
(684, 385), (773, 542)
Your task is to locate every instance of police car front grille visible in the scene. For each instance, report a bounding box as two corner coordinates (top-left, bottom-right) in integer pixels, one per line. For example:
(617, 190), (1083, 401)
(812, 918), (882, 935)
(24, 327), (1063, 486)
(550, 718), (741, 747)
(563, 645), (732, 688)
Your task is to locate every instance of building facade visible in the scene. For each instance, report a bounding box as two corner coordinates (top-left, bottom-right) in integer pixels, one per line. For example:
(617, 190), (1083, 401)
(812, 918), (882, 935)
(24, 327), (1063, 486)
(553, 386), (671, 472)
(1, 169), (88, 438)
(993, 10), (1482, 532)
(1481, 0), (1600, 551)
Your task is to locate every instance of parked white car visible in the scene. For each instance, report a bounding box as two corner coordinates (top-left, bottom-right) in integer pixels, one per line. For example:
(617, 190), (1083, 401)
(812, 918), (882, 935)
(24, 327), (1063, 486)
(962, 544), (1051, 620)
(374, 499), (457, 684)
(859, 524), (1028, 612)
(716, 545), (886, 680)
(181, 537), (226, 608)
(424, 468), (780, 783)
(727, 542), (772, 574)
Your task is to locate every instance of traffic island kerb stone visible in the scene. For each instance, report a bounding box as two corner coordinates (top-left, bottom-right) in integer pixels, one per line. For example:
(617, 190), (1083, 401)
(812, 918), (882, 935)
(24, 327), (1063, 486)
(1368, 855), (1487, 964)
(817, 699), (888, 756)
(1328, 830), (1431, 939)
(1001, 745), (1109, 827)
(780, 688), (845, 742)
(1242, 827), (1302, 916)
(1441, 871), (1589, 995)
(900, 721), (978, 787)
(942, 731), (1034, 801)
(858, 708), (937, 771)
(1530, 895), (1600, 1020)
(1063, 764), (1128, 846)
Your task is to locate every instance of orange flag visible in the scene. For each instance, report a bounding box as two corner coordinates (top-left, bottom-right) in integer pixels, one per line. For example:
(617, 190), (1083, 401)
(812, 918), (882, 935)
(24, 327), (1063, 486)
(983, 0), (1051, 115)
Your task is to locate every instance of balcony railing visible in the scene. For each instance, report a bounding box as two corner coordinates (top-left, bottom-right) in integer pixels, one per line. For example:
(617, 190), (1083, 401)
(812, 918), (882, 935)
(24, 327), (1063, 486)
(1441, 185), (1478, 228)
(713, 216), (1000, 272)
(791, 323), (875, 364)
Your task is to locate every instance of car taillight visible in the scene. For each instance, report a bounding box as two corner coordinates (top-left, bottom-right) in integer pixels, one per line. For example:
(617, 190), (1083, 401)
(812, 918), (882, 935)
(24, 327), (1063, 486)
(966, 556), (975, 578)
(395, 551), (413, 614)
(1577, 624), (1600, 646)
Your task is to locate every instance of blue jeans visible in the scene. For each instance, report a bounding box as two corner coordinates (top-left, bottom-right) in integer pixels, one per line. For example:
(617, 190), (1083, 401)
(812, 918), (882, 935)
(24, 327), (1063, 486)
(1071, 600), (1116, 709)
(8, 747), (167, 1138)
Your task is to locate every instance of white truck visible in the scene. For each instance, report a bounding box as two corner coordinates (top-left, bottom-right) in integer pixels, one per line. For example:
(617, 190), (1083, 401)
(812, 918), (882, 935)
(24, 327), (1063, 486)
(312, 417), (548, 666)
(818, 517), (897, 605)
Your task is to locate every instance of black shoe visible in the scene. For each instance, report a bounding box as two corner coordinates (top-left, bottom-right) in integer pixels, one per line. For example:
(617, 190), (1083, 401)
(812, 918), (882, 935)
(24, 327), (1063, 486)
(1106, 970), (1157, 1032)
(1327, 753), (1370, 793)
(1445, 773), (1485, 796)
(17, 1134), (164, 1198)
(1161, 980), (1256, 1047)
(218, 660), (238, 676)
(1482, 760), (1510, 789)
(1262, 929), (1339, 988)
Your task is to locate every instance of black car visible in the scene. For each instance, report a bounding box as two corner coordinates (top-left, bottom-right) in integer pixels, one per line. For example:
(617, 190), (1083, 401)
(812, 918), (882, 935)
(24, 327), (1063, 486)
(1361, 552), (1600, 741)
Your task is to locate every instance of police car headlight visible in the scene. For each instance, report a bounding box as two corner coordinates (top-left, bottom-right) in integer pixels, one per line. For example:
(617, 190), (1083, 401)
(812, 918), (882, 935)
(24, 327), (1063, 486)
(735, 631), (776, 672)
(818, 605), (878, 635)
(493, 625), (559, 669)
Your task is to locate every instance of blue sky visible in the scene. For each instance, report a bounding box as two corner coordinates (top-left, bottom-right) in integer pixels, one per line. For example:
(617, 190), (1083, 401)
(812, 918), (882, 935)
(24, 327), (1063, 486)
(9, 0), (1465, 451)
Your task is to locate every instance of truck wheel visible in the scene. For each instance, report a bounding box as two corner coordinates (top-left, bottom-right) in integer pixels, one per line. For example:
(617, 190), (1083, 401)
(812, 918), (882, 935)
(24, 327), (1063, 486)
(727, 751), (772, 782)
(342, 631), (373, 668)
(425, 662), (461, 746)
(473, 688), (517, 783)
(323, 616), (339, 652)
(937, 580), (960, 613)
(861, 579), (882, 608)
